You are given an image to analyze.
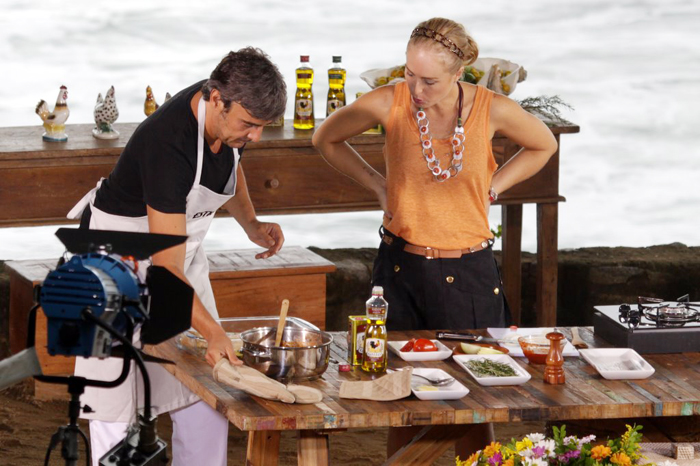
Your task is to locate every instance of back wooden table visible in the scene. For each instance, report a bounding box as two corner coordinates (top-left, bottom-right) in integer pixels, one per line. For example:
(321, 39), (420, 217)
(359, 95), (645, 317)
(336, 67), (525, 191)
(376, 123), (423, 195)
(0, 119), (578, 326)
(145, 327), (700, 465)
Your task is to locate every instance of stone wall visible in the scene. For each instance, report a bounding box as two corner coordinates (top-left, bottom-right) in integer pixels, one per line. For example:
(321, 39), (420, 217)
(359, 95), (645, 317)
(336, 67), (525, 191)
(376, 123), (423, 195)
(2, 243), (699, 357)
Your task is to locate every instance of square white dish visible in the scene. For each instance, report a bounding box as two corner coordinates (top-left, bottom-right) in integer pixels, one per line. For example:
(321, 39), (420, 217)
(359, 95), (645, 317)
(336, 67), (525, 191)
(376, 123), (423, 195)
(579, 348), (655, 380)
(409, 368), (470, 400)
(487, 327), (579, 358)
(453, 354), (531, 386)
(388, 340), (453, 361)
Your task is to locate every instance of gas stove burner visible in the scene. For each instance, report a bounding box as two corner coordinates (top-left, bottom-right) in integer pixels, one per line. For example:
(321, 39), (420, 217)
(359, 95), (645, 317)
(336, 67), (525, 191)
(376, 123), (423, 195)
(619, 294), (699, 329)
(618, 304), (642, 328)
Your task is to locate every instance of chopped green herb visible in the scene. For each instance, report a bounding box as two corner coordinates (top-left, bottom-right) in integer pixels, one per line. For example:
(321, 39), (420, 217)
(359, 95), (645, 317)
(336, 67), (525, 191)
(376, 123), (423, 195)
(466, 358), (518, 377)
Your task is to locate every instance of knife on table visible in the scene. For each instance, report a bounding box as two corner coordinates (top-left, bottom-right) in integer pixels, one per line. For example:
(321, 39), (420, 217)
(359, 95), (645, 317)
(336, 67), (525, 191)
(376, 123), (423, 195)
(435, 331), (503, 344)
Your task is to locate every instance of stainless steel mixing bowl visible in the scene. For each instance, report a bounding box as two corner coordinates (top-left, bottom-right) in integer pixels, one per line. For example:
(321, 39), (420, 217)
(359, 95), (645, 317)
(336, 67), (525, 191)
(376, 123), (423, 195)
(239, 326), (333, 382)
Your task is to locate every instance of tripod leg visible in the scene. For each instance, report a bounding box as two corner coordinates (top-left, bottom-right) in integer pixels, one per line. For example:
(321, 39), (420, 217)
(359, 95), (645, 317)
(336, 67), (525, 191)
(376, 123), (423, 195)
(44, 426), (67, 466)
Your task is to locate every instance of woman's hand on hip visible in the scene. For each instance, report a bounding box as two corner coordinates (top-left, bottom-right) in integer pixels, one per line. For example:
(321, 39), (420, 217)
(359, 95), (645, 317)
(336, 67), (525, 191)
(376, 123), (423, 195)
(205, 327), (242, 367)
(244, 220), (285, 259)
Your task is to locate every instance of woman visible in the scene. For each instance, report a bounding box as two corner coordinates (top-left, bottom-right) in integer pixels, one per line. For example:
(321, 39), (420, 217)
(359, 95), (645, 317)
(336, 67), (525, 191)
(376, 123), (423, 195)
(313, 17), (558, 457)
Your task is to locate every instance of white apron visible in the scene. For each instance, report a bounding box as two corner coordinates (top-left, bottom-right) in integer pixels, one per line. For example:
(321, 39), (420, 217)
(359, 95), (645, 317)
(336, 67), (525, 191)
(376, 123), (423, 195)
(68, 98), (239, 422)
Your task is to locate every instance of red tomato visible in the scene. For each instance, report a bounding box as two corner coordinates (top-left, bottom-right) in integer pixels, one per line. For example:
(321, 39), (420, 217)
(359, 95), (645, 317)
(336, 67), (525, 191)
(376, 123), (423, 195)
(400, 339), (416, 352)
(413, 338), (438, 352)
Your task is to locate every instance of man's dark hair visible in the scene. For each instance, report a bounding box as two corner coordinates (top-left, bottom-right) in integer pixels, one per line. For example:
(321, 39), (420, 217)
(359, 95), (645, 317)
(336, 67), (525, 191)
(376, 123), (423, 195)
(202, 47), (287, 121)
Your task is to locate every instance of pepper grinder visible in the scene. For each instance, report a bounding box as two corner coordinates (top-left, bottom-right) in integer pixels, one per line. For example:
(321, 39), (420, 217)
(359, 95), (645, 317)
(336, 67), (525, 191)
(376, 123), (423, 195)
(544, 332), (566, 385)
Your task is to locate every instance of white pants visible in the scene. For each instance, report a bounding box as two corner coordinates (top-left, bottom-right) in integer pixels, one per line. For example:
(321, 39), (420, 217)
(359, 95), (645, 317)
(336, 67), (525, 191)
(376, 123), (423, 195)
(89, 401), (228, 466)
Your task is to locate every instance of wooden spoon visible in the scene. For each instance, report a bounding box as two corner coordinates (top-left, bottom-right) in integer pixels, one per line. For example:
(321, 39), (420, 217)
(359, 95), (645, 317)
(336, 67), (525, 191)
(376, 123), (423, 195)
(274, 299), (290, 347)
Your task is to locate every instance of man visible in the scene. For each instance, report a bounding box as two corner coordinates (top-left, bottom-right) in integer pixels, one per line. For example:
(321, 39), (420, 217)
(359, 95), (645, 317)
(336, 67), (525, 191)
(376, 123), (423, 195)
(67, 47), (287, 465)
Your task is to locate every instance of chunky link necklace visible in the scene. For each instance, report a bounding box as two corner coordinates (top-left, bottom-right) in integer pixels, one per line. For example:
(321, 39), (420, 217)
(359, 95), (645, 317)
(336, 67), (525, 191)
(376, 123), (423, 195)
(415, 83), (465, 182)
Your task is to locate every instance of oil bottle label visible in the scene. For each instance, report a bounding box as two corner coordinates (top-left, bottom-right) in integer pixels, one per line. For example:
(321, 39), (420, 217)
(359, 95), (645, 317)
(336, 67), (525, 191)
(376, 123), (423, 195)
(297, 73), (312, 79)
(356, 332), (365, 355)
(367, 305), (384, 317)
(329, 73), (344, 80)
(365, 338), (385, 360)
(327, 99), (344, 115)
(295, 99), (313, 119)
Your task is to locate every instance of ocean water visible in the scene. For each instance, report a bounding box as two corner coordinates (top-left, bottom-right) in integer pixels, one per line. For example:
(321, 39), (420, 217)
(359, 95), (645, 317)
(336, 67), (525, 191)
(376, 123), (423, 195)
(1, 0), (699, 260)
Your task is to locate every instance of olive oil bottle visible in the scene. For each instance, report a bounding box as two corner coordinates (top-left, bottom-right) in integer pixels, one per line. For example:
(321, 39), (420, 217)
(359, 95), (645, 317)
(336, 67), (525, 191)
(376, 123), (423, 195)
(362, 286), (388, 373)
(326, 56), (346, 117)
(293, 55), (314, 130)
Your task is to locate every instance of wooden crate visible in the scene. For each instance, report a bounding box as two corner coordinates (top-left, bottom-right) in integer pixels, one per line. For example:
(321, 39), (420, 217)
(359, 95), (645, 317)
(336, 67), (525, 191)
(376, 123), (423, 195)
(5, 246), (335, 399)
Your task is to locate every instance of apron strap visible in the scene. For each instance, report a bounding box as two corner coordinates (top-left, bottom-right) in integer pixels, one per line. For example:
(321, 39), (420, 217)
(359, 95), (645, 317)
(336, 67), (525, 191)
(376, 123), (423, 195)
(195, 97), (206, 187)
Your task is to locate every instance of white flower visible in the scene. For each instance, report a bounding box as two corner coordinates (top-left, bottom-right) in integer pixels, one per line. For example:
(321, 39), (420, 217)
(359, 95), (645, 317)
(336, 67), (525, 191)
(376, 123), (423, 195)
(535, 439), (556, 457)
(521, 458), (548, 466)
(580, 434), (596, 444)
(526, 433), (545, 443)
(563, 435), (577, 445)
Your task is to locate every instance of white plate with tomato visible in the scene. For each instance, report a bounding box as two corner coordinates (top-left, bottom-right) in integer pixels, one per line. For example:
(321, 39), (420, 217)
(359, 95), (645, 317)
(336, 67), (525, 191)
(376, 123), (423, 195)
(388, 338), (453, 361)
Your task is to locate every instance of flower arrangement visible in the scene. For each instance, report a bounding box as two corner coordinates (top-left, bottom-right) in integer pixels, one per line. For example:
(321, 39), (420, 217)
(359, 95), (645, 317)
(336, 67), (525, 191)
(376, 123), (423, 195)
(456, 424), (672, 466)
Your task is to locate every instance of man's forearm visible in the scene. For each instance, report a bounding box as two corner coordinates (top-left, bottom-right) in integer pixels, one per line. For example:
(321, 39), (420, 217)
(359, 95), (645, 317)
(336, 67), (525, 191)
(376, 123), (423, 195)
(224, 165), (258, 229)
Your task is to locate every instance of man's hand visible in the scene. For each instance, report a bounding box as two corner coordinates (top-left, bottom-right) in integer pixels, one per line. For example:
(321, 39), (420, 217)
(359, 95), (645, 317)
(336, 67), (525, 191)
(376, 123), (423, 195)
(243, 220), (285, 259)
(205, 326), (242, 367)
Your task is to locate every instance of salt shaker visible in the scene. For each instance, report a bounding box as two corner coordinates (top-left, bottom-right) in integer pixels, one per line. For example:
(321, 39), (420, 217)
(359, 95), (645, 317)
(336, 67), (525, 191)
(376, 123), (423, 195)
(544, 332), (565, 385)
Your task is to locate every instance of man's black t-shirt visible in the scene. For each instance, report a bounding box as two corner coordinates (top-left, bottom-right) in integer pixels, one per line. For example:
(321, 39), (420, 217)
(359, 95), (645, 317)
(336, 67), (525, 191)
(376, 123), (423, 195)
(94, 80), (241, 217)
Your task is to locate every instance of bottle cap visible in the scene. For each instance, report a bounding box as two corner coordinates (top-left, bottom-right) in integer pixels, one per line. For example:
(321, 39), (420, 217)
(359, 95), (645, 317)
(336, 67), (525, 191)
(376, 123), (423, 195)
(332, 56), (342, 63)
(371, 285), (384, 296)
(300, 55), (310, 62)
(338, 364), (351, 372)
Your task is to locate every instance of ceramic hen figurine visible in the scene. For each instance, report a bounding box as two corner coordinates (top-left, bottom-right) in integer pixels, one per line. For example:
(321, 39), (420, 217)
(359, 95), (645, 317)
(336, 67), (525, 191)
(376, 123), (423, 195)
(144, 86), (171, 117)
(35, 85), (70, 142)
(144, 85), (158, 116)
(92, 86), (120, 140)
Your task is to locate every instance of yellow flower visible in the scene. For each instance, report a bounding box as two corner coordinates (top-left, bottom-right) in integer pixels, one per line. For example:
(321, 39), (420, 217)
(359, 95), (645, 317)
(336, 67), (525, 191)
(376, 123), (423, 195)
(464, 452), (479, 465)
(516, 438), (533, 451)
(591, 445), (612, 460)
(610, 451), (632, 466)
(501, 447), (515, 459)
(502, 459), (514, 466)
(483, 442), (502, 458)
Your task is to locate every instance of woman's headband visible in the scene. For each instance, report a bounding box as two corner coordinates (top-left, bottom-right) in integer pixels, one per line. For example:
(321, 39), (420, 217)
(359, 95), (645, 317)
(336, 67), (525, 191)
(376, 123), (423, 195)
(410, 27), (466, 60)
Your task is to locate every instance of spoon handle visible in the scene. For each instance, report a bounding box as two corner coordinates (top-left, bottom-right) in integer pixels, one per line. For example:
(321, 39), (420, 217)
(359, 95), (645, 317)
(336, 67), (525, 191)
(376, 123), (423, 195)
(274, 299), (290, 347)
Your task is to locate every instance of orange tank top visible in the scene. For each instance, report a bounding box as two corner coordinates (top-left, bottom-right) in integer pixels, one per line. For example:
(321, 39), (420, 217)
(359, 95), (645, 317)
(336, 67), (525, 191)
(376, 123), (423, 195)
(383, 81), (497, 250)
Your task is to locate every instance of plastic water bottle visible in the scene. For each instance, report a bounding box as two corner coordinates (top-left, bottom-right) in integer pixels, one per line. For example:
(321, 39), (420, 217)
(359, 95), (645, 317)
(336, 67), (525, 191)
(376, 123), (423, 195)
(362, 286), (388, 373)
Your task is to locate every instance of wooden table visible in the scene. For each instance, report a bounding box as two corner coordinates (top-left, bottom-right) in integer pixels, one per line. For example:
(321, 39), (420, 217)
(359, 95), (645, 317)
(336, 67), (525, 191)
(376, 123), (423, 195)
(0, 120), (579, 325)
(146, 328), (700, 465)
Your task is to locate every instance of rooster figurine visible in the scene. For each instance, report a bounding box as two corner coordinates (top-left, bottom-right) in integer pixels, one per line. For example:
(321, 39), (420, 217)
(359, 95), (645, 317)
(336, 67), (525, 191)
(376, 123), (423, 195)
(144, 86), (171, 117)
(35, 85), (70, 142)
(144, 85), (158, 116)
(92, 86), (120, 140)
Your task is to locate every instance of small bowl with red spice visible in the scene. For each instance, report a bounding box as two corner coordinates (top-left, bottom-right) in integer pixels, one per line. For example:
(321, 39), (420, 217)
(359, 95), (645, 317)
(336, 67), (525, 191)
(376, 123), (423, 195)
(518, 335), (564, 364)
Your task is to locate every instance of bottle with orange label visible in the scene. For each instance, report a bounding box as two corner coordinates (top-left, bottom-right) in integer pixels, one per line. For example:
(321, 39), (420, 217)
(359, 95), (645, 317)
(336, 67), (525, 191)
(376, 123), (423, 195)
(293, 55), (314, 130)
(361, 286), (388, 373)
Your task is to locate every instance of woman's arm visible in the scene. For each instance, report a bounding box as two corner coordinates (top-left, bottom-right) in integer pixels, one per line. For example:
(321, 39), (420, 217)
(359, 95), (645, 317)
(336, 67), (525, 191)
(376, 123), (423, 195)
(312, 86), (394, 216)
(488, 94), (559, 196)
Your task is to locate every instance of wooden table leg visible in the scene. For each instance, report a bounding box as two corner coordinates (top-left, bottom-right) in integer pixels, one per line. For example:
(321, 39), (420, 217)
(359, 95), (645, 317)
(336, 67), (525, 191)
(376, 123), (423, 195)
(502, 204), (523, 325)
(536, 203), (559, 326)
(246, 430), (281, 466)
(297, 430), (330, 466)
(383, 424), (474, 465)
